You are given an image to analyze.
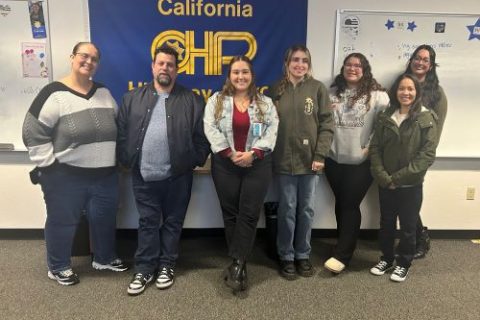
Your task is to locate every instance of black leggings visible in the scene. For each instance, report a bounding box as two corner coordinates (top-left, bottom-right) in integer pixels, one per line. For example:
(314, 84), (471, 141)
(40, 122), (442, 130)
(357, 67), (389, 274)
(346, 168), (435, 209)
(324, 158), (373, 264)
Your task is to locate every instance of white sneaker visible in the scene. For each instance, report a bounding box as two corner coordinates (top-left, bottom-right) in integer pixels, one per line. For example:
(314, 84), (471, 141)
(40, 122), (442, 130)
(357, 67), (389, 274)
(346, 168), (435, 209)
(390, 266), (409, 282)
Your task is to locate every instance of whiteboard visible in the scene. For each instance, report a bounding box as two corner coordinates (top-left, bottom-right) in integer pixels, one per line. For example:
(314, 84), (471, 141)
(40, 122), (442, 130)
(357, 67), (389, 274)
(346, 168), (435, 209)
(334, 10), (480, 158)
(0, 0), (51, 151)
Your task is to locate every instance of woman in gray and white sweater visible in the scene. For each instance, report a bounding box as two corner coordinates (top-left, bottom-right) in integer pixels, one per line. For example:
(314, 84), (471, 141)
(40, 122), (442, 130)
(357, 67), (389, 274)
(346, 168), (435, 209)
(22, 42), (128, 286)
(324, 53), (389, 274)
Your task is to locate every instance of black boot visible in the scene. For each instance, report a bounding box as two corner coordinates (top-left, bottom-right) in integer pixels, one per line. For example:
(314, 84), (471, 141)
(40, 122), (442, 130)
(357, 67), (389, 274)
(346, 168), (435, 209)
(264, 202), (279, 260)
(223, 259), (244, 292)
(240, 263), (248, 291)
(414, 227), (431, 259)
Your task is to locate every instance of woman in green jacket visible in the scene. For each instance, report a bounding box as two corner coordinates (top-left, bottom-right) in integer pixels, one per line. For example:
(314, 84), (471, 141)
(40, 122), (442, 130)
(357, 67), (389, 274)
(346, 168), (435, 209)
(369, 74), (437, 282)
(269, 45), (334, 279)
(404, 44), (448, 259)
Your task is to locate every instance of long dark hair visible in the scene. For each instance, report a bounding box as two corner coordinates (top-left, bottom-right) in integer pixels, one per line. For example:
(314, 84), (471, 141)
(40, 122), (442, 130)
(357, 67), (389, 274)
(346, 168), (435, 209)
(331, 52), (384, 110)
(389, 74), (423, 119)
(214, 56), (265, 122)
(404, 44), (441, 113)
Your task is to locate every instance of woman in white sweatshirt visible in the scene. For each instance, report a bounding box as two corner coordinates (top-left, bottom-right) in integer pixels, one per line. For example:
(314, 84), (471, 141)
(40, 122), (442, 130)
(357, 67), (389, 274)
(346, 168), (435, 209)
(323, 53), (389, 274)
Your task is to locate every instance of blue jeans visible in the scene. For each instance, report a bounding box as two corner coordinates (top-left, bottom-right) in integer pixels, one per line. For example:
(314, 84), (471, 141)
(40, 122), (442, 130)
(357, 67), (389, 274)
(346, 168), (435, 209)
(40, 168), (119, 272)
(378, 184), (423, 268)
(132, 167), (193, 274)
(276, 174), (317, 261)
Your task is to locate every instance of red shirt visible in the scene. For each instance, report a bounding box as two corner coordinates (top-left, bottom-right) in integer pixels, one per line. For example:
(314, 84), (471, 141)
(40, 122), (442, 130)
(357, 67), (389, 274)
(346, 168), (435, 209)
(232, 105), (250, 152)
(219, 104), (264, 159)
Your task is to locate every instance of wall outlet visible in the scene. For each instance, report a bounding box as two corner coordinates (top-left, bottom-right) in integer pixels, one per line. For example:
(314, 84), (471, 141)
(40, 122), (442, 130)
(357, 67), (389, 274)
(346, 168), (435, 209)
(466, 187), (475, 200)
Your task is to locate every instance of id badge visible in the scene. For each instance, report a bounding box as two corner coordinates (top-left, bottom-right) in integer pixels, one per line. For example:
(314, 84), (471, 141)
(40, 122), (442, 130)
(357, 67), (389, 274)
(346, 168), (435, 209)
(252, 122), (263, 137)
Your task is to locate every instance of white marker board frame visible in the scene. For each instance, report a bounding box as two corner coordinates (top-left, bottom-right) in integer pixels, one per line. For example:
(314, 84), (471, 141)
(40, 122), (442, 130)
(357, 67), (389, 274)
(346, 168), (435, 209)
(0, 0), (52, 151)
(334, 9), (480, 158)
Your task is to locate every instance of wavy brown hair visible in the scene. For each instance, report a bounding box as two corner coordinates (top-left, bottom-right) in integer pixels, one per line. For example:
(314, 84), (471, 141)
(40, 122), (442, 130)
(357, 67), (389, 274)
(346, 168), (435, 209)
(214, 56), (265, 123)
(274, 44), (313, 100)
(331, 53), (385, 110)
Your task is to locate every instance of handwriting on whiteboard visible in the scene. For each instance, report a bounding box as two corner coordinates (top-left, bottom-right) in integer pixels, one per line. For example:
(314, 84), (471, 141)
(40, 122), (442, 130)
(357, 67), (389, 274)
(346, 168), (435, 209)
(20, 86), (42, 95)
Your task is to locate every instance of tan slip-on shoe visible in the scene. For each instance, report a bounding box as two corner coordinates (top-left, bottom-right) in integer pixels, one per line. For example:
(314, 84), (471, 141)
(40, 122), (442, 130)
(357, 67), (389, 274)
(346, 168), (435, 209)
(324, 257), (345, 274)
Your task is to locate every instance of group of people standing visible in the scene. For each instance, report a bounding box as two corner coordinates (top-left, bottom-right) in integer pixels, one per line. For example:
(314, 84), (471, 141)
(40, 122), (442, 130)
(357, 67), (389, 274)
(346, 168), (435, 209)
(324, 45), (446, 282)
(22, 41), (446, 295)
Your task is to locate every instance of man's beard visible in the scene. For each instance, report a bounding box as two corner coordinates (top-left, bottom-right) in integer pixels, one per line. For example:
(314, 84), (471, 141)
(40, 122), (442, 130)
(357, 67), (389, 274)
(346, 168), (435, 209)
(156, 73), (172, 86)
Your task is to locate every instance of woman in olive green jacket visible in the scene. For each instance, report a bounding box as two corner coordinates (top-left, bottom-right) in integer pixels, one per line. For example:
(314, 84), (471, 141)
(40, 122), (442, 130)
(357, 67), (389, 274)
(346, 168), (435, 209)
(404, 44), (447, 259)
(369, 74), (437, 282)
(269, 45), (334, 280)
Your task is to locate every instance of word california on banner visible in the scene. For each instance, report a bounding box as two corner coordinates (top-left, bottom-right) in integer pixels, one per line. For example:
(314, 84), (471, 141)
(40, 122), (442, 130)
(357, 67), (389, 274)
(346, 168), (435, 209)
(88, 0), (308, 103)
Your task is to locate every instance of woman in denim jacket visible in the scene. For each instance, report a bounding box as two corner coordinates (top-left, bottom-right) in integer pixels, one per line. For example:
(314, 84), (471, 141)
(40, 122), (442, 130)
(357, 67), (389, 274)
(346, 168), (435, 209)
(204, 56), (279, 293)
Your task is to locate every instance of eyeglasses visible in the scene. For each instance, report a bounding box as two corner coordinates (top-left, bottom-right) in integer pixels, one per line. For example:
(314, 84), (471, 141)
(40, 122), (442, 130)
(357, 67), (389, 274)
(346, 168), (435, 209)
(344, 63), (362, 69)
(413, 56), (430, 64)
(74, 52), (99, 63)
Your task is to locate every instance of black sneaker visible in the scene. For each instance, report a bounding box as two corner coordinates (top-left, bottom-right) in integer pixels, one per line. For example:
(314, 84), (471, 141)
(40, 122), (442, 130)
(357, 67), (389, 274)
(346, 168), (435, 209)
(156, 266), (175, 289)
(92, 258), (129, 272)
(390, 266), (409, 282)
(295, 259), (316, 277)
(127, 272), (154, 296)
(279, 260), (297, 280)
(47, 269), (80, 286)
(370, 260), (394, 276)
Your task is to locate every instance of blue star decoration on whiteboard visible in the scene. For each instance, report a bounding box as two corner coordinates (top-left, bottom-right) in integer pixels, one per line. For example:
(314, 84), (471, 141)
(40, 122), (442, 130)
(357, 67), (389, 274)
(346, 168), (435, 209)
(466, 18), (480, 40)
(385, 19), (394, 30)
(407, 21), (417, 31)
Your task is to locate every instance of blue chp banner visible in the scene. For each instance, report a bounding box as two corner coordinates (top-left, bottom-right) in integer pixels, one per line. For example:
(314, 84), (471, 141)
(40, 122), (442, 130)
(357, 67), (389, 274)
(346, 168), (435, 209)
(88, 0), (308, 103)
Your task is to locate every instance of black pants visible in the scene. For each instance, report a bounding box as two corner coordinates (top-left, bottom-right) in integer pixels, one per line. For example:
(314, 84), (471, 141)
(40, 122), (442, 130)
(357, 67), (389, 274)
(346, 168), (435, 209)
(211, 154), (272, 260)
(417, 216), (426, 238)
(378, 184), (423, 268)
(324, 158), (373, 264)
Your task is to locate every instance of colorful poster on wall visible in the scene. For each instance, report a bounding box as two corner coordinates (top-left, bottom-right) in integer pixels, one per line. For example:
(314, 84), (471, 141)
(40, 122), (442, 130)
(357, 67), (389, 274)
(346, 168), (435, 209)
(88, 0), (308, 103)
(22, 42), (48, 78)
